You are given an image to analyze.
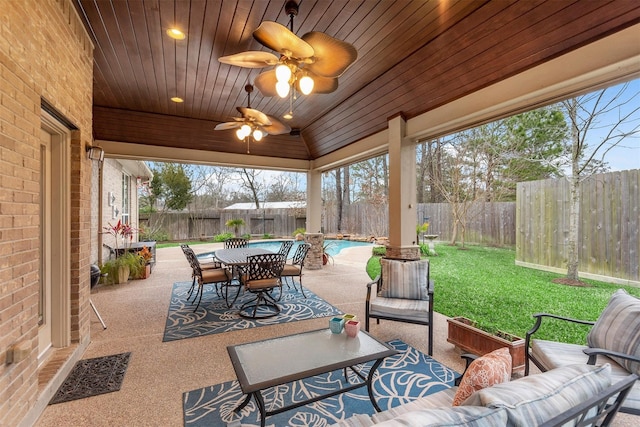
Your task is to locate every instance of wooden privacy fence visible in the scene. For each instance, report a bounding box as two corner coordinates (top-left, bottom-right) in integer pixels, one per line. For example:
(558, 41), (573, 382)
(142, 202), (516, 247)
(516, 169), (639, 284)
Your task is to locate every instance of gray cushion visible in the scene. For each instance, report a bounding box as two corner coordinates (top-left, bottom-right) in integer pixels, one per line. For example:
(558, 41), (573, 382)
(379, 258), (429, 300)
(462, 364), (611, 425)
(587, 289), (640, 375)
(531, 338), (640, 413)
(369, 297), (432, 322)
(372, 406), (507, 426)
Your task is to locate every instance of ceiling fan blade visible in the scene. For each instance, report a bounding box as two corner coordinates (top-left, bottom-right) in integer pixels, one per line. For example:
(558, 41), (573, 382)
(238, 107), (272, 126)
(253, 21), (314, 59)
(218, 51), (279, 68)
(296, 72), (338, 94)
(254, 70), (279, 97)
(262, 115), (292, 135)
(302, 32), (357, 77)
(214, 122), (242, 131)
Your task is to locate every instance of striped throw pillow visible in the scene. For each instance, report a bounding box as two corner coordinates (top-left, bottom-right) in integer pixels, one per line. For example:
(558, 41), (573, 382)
(379, 258), (429, 300)
(587, 289), (640, 375)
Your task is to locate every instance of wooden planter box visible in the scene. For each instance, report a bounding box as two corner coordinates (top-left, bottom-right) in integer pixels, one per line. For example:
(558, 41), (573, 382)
(447, 316), (525, 374)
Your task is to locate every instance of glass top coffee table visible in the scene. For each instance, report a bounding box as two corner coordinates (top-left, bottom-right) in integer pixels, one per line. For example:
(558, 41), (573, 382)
(227, 328), (398, 426)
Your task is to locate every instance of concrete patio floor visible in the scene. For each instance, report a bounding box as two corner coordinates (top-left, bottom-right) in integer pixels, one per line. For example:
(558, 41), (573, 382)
(34, 243), (636, 426)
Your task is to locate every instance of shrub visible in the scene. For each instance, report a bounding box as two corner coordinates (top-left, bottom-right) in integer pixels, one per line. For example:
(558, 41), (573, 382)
(372, 246), (386, 256)
(293, 227), (306, 237)
(262, 233), (274, 239)
(419, 243), (430, 255)
(213, 232), (234, 242)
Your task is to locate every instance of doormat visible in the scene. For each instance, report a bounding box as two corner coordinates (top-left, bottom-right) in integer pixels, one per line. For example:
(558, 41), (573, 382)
(49, 352), (131, 404)
(183, 340), (459, 426)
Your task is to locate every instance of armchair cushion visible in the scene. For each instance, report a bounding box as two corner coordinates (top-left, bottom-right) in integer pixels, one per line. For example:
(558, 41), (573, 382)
(369, 297), (431, 323)
(462, 363), (612, 425)
(379, 258), (429, 300)
(452, 348), (512, 406)
(587, 289), (640, 375)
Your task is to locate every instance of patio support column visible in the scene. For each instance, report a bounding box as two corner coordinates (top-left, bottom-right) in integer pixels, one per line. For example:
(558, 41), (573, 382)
(306, 169), (322, 233)
(304, 169), (323, 269)
(386, 114), (420, 260)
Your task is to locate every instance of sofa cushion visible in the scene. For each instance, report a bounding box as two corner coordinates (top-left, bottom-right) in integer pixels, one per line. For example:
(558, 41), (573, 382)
(370, 388), (458, 423)
(372, 406), (507, 426)
(461, 364), (611, 425)
(452, 347), (512, 406)
(587, 289), (640, 375)
(379, 258), (429, 300)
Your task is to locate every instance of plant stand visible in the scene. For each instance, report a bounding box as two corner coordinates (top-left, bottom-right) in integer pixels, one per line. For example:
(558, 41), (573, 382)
(447, 316), (525, 374)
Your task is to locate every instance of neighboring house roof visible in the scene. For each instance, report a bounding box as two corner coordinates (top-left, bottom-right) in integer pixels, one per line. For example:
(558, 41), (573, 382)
(224, 202), (305, 210)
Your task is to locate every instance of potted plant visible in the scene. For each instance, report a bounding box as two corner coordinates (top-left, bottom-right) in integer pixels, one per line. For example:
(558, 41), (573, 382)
(134, 245), (153, 279)
(225, 218), (245, 237)
(322, 240), (336, 265)
(101, 220), (141, 284)
(446, 316), (525, 374)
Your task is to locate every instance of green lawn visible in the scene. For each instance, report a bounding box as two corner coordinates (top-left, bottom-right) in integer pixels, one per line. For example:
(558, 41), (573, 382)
(366, 244), (640, 345)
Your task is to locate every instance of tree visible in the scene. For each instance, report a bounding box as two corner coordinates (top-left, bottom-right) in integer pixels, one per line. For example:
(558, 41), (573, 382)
(238, 168), (265, 208)
(559, 82), (639, 282)
(151, 163), (193, 210)
(225, 218), (245, 237)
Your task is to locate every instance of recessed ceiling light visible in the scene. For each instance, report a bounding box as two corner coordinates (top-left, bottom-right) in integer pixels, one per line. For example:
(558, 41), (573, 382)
(171, 97), (184, 103)
(166, 28), (186, 40)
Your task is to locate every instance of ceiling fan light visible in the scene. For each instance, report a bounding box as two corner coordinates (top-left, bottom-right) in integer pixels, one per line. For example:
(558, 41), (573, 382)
(299, 75), (314, 95)
(276, 81), (290, 98)
(275, 64), (292, 83)
(253, 129), (264, 141)
(235, 128), (245, 140)
(240, 124), (252, 136)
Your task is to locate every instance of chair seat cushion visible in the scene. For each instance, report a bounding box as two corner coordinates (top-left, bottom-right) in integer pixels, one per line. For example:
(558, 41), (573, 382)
(244, 278), (279, 290)
(281, 264), (301, 276)
(532, 338), (640, 413)
(369, 297), (431, 322)
(201, 269), (229, 283)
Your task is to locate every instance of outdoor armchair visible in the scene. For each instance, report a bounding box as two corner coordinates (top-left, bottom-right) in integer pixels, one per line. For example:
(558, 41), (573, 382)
(238, 253), (286, 319)
(280, 242), (311, 297)
(365, 258), (434, 355)
(181, 245), (231, 311)
(525, 289), (640, 415)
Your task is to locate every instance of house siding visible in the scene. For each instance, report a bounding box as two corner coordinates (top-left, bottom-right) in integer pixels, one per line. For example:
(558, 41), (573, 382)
(0, 0), (93, 425)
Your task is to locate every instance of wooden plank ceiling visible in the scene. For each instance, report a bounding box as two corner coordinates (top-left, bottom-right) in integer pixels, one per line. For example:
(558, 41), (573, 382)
(75, 0), (640, 162)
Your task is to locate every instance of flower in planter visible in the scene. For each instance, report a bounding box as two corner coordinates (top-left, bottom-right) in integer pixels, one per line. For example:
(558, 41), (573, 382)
(138, 246), (153, 263)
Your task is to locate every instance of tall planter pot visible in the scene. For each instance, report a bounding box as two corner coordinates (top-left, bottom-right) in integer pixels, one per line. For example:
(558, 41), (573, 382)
(447, 316), (525, 374)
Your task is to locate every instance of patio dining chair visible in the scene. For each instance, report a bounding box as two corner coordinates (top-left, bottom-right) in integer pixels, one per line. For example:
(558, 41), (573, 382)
(525, 289), (640, 415)
(280, 242), (311, 297)
(238, 253), (286, 319)
(181, 245), (232, 311)
(277, 240), (294, 259)
(180, 244), (222, 300)
(224, 237), (248, 249)
(365, 257), (434, 355)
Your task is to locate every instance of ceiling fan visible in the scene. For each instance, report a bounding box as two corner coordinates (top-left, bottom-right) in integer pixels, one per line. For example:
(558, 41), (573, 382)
(214, 84), (291, 154)
(219, 0), (357, 113)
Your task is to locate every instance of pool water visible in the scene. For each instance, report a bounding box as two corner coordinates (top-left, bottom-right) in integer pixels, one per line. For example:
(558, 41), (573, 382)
(249, 239), (373, 257)
(196, 239), (373, 260)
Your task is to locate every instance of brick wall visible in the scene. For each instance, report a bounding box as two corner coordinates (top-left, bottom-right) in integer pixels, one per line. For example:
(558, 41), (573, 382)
(0, 0), (93, 425)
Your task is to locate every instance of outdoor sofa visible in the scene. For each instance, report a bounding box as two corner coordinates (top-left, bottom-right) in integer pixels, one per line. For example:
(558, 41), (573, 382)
(332, 360), (636, 426)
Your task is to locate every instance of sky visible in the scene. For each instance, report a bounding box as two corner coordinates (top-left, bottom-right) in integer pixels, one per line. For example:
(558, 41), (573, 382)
(584, 78), (639, 172)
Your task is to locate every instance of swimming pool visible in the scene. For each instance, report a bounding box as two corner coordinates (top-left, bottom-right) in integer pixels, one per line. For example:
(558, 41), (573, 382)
(196, 239), (373, 261)
(248, 239), (373, 257)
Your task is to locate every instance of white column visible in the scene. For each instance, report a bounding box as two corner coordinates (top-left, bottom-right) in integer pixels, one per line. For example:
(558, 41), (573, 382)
(306, 169), (322, 233)
(387, 114), (419, 260)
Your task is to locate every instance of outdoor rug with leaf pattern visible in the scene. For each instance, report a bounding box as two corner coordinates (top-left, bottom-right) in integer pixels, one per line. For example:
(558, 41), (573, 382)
(163, 281), (342, 342)
(183, 339), (459, 426)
